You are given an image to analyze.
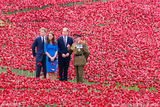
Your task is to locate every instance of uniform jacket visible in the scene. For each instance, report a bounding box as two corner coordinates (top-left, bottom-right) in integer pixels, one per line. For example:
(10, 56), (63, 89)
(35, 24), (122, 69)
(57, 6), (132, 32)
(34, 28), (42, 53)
(68, 41), (89, 66)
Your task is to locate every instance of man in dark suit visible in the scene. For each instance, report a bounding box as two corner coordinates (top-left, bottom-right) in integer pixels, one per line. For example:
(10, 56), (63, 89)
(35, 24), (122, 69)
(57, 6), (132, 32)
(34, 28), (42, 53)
(57, 27), (73, 81)
(31, 27), (47, 78)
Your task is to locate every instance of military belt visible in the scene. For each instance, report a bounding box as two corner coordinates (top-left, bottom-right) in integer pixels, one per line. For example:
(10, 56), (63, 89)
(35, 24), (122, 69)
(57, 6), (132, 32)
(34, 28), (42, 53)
(75, 54), (84, 56)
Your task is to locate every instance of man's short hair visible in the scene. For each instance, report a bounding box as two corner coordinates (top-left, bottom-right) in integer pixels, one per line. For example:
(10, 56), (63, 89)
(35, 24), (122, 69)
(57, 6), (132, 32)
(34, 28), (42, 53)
(39, 27), (47, 32)
(63, 27), (68, 32)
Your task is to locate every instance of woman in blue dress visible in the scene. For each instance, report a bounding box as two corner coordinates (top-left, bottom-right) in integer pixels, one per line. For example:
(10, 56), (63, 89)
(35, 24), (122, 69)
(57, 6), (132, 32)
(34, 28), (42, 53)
(44, 31), (58, 81)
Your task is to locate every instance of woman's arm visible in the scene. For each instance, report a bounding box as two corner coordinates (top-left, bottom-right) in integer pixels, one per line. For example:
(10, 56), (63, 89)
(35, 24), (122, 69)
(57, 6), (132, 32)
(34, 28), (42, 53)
(44, 42), (52, 59)
(53, 51), (58, 58)
(51, 44), (58, 60)
(45, 52), (52, 59)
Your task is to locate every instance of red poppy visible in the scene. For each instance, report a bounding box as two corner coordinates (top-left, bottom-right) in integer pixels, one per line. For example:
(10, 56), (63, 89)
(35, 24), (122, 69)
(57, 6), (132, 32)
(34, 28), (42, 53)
(37, 62), (42, 66)
(57, 76), (60, 79)
(0, 0), (159, 106)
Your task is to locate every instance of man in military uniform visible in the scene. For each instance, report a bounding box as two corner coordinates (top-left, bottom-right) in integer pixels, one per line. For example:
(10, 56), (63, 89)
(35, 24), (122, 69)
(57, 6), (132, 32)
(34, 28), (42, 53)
(67, 34), (89, 83)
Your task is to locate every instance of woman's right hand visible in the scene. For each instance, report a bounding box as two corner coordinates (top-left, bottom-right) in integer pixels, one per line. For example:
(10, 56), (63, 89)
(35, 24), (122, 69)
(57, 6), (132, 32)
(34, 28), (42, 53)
(51, 57), (55, 61)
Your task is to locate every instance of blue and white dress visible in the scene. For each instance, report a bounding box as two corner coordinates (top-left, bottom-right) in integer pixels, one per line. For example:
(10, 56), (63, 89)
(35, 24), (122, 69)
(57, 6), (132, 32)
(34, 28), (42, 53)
(44, 42), (58, 72)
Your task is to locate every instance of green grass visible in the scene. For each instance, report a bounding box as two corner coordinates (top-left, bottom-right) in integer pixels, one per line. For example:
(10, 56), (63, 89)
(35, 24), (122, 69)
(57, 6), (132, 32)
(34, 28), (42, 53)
(2, 5), (52, 15)
(0, 20), (4, 23)
(59, 0), (102, 7)
(0, 0), (158, 92)
(0, 66), (36, 77)
(0, 20), (5, 26)
(116, 83), (139, 91)
(1, 0), (110, 15)
(0, 66), (158, 92)
(0, 66), (103, 85)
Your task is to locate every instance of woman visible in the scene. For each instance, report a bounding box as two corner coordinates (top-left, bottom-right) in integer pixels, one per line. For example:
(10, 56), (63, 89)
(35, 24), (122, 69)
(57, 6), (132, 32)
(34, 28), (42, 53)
(44, 31), (58, 81)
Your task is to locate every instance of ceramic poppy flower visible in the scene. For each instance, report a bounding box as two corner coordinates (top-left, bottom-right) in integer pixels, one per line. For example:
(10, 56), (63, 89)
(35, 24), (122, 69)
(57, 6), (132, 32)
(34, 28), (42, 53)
(57, 76), (60, 79)
(0, 1), (159, 106)
(37, 62), (42, 66)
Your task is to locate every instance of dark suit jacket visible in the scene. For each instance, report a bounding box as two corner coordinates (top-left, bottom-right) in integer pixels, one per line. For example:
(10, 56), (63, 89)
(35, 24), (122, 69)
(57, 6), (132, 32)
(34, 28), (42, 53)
(57, 36), (73, 62)
(32, 36), (45, 63)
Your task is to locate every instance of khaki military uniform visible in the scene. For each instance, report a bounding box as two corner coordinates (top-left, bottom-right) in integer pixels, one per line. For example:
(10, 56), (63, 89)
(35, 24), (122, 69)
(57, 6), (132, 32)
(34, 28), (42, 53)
(68, 41), (89, 83)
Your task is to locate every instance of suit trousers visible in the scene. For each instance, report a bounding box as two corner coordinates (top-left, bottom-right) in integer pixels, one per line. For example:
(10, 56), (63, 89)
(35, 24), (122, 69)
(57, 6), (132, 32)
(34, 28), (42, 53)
(36, 54), (46, 78)
(74, 66), (84, 83)
(58, 60), (70, 81)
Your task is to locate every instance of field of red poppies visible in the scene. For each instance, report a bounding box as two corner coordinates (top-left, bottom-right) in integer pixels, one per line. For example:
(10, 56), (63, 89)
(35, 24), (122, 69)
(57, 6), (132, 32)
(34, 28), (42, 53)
(0, 0), (160, 106)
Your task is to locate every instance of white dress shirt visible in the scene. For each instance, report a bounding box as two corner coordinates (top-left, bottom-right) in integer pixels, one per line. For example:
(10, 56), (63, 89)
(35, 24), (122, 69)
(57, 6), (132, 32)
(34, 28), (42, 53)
(41, 36), (46, 42)
(63, 36), (68, 44)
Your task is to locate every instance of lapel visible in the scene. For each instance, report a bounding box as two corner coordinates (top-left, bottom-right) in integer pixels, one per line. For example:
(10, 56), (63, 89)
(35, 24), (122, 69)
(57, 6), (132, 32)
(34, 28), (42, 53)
(66, 36), (69, 45)
(60, 36), (65, 47)
(38, 36), (42, 43)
